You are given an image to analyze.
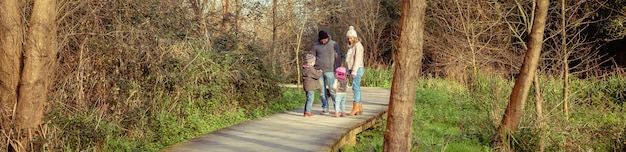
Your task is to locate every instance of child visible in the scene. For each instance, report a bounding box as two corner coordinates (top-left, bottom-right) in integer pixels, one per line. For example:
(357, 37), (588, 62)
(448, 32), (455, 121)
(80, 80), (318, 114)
(302, 54), (322, 117)
(331, 66), (348, 117)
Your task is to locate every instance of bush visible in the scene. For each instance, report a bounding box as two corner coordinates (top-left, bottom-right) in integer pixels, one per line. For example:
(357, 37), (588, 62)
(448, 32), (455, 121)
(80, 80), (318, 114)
(46, 1), (287, 150)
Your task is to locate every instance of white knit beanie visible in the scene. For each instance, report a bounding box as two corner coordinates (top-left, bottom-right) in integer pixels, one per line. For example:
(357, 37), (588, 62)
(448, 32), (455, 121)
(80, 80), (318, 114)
(346, 26), (357, 38)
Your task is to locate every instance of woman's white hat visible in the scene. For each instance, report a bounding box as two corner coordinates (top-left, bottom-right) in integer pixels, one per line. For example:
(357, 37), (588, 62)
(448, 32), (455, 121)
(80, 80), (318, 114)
(346, 26), (357, 38)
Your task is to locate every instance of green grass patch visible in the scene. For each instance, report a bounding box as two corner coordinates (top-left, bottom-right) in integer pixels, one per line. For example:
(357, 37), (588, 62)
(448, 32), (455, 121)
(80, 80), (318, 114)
(342, 70), (626, 152)
(48, 87), (304, 152)
(362, 68), (394, 88)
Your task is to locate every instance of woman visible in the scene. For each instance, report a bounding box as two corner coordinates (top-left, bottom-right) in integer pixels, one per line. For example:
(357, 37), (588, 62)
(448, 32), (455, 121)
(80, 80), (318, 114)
(345, 26), (365, 116)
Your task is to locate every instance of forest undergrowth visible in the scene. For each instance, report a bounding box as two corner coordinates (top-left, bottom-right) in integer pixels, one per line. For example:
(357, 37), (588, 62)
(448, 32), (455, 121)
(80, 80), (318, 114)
(45, 38), (306, 151)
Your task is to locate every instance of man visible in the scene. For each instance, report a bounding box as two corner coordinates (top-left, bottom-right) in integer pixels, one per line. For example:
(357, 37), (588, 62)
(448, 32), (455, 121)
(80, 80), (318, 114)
(312, 30), (342, 115)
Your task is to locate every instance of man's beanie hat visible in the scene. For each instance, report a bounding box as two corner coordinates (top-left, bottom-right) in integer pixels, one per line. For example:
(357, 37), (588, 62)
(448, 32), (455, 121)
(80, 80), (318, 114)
(318, 30), (329, 41)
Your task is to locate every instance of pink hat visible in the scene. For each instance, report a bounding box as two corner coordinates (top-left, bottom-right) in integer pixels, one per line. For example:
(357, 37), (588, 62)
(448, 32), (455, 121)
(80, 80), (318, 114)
(336, 66), (346, 79)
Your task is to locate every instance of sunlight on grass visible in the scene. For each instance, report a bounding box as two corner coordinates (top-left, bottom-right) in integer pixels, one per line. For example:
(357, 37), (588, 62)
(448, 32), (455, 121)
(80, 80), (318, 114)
(343, 72), (626, 152)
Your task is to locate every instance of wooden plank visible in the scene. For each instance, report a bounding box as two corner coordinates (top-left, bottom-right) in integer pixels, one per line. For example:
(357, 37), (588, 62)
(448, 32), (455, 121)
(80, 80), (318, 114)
(163, 87), (390, 152)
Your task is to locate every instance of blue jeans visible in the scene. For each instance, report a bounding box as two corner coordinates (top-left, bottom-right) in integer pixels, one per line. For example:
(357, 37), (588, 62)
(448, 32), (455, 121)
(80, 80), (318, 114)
(334, 93), (346, 113)
(304, 90), (315, 113)
(319, 72), (335, 111)
(352, 67), (364, 102)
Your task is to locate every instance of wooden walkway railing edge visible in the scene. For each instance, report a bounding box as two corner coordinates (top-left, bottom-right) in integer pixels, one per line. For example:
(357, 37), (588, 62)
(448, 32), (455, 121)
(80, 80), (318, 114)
(331, 111), (387, 151)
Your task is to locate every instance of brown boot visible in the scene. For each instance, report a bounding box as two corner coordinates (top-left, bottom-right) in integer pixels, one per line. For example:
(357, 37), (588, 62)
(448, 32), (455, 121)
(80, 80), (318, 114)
(356, 103), (363, 115)
(349, 102), (363, 116)
(349, 102), (357, 115)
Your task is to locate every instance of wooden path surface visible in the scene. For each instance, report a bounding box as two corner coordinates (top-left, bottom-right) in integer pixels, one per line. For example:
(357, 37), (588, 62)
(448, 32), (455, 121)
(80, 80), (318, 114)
(163, 87), (390, 152)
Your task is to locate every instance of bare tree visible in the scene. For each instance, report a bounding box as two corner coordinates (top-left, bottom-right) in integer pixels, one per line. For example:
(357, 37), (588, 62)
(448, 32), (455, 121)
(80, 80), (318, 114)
(16, 0), (58, 129)
(0, 0), (58, 150)
(272, 0), (278, 74)
(425, 0), (521, 84)
(0, 0), (24, 128)
(341, 0), (389, 68)
(264, 0), (343, 81)
(547, 0), (605, 119)
(493, 0), (549, 150)
(560, 0), (570, 122)
(383, 0), (426, 151)
(510, 0), (607, 78)
(294, 7), (309, 86)
(221, 0), (230, 32)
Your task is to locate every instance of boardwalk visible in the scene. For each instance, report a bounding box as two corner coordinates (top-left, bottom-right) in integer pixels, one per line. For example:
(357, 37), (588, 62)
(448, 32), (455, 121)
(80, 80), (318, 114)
(163, 87), (390, 152)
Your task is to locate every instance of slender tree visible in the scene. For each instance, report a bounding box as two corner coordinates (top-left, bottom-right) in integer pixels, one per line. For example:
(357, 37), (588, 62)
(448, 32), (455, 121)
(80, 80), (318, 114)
(272, 0), (278, 75)
(533, 75), (546, 152)
(221, 0), (230, 32)
(15, 0), (58, 129)
(383, 0), (426, 151)
(294, 11), (308, 87)
(272, 0), (277, 55)
(493, 0), (549, 149)
(560, 0), (569, 122)
(0, 0), (24, 127)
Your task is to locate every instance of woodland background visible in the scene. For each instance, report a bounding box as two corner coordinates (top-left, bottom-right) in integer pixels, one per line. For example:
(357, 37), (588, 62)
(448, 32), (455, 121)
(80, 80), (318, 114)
(0, 0), (625, 151)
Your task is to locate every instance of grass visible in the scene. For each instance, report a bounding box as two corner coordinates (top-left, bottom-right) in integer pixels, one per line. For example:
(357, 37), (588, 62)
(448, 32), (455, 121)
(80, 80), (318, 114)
(48, 87), (304, 151)
(341, 77), (490, 152)
(44, 62), (625, 151)
(362, 68), (394, 88)
(341, 70), (626, 152)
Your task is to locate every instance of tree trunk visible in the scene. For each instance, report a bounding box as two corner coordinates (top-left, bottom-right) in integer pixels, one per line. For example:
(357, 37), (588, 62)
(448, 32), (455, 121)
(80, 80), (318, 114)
(560, 0), (569, 122)
(295, 13), (307, 87)
(272, 0), (277, 55)
(533, 75), (546, 152)
(221, 0), (229, 32)
(383, 0), (426, 151)
(233, 0), (241, 33)
(493, 0), (549, 149)
(0, 0), (24, 127)
(560, 0), (570, 148)
(16, 0), (58, 129)
(272, 0), (277, 75)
